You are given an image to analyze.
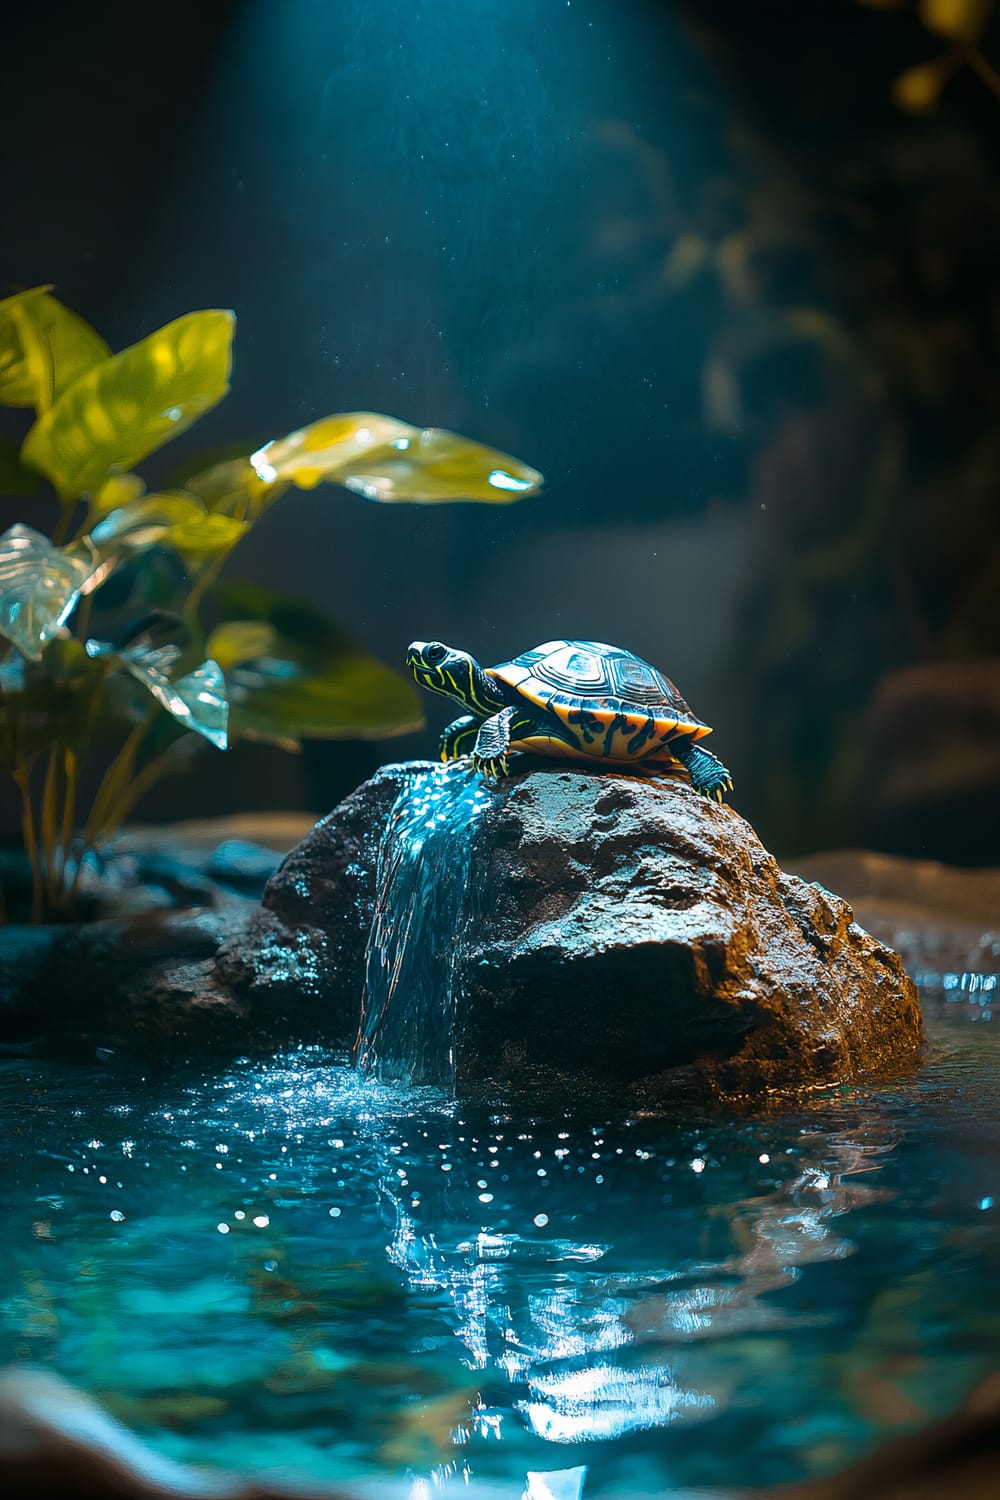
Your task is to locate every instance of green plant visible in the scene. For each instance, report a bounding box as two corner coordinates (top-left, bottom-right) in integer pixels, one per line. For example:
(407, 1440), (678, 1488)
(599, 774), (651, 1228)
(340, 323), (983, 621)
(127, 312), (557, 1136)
(0, 287), (542, 920)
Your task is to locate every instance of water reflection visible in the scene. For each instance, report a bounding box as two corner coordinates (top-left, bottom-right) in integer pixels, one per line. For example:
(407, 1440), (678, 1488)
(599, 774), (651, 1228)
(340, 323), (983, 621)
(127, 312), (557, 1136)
(1, 1025), (999, 1493)
(382, 1111), (900, 1446)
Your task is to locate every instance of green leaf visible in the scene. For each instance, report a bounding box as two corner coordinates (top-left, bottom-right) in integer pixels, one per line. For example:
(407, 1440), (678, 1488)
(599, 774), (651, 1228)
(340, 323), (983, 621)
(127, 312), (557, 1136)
(208, 582), (422, 747)
(85, 635), (229, 748)
(21, 308), (235, 502)
(250, 411), (543, 504)
(90, 472), (146, 518)
(0, 286), (110, 412)
(0, 524), (109, 660)
(90, 492), (247, 560)
(183, 455), (282, 520)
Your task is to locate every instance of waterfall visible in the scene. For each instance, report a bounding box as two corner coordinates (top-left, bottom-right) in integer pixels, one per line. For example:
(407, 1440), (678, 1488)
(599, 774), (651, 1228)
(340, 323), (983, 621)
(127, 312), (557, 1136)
(354, 762), (493, 1086)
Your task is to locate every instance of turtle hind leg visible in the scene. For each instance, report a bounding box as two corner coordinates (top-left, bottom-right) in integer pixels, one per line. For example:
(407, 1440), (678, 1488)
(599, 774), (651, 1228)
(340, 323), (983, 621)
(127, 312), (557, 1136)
(439, 715), (481, 762)
(668, 734), (734, 803)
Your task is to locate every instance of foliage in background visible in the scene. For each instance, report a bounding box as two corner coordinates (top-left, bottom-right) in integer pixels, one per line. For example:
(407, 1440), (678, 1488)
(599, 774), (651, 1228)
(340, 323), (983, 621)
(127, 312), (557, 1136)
(0, 288), (542, 919)
(583, 0), (1000, 851)
(855, 0), (1000, 113)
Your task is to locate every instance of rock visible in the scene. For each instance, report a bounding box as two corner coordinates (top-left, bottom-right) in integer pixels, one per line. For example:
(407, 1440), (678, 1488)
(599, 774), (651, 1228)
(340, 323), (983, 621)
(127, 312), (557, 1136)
(757, 1370), (1000, 1500)
(788, 848), (1000, 986)
(0, 814), (314, 1057)
(861, 660), (1000, 866)
(0, 909), (258, 1057)
(230, 761), (923, 1101)
(0, 1364), (361, 1499)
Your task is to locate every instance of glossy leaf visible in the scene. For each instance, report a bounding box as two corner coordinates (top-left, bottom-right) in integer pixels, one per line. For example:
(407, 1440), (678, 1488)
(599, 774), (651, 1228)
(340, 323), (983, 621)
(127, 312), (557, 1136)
(85, 635), (228, 748)
(208, 583), (422, 747)
(250, 411), (543, 504)
(90, 472), (146, 518)
(21, 309), (235, 502)
(90, 493), (247, 559)
(0, 286), (110, 412)
(182, 456), (280, 520)
(0, 524), (107, 660)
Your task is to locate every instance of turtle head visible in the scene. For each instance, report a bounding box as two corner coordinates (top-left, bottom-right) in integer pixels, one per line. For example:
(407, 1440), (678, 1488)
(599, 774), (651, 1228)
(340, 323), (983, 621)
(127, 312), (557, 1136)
(406, 641), (505, 714)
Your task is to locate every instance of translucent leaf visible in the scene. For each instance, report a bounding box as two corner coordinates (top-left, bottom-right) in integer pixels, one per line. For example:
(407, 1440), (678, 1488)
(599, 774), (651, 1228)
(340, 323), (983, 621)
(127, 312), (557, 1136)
(21, 309), (235, 502)
(0, 286), (110, 412)
(339, 428), (545, 504)
(167, 511), (247, 556)
(90, 472), (146, 518)
(89, 492), (247, 559)
(183, 456), (282, 520)
(208, 586), (423, 746)
(0, 524), (107, 660)
(250, 411), (543, 504)
(250, 413), (413, 489)
(891, 53), (958, 111)
(85, 635), (228, 748)
(917, 0), (992, 42)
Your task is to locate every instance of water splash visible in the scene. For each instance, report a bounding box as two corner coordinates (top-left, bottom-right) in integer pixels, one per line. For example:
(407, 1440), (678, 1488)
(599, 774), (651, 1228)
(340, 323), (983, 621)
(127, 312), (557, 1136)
(354, 763), (493, 1086)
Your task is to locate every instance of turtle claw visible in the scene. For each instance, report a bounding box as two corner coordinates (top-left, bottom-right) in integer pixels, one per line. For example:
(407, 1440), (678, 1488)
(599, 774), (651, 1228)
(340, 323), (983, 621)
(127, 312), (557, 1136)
(471, 753), (509, 781)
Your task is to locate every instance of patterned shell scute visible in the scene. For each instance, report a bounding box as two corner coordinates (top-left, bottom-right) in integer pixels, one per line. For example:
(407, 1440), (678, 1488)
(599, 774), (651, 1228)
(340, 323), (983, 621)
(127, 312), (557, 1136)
(491, 639), (708, 736)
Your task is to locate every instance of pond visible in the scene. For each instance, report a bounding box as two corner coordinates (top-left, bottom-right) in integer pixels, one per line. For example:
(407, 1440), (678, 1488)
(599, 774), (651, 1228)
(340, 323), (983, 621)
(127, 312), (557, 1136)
(1, 981), (997, 1499)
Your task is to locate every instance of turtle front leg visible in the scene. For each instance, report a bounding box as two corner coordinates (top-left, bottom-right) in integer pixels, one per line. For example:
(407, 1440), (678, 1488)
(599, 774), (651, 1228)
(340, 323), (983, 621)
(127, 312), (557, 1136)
(470, 704), (532, 779)
(439, 715), (481, 762)
(668, 734), (734, 803)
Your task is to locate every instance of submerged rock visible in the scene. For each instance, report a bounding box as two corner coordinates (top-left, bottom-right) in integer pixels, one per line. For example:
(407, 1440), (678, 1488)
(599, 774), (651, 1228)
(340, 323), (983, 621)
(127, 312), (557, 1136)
(228, 761), (923, 1101)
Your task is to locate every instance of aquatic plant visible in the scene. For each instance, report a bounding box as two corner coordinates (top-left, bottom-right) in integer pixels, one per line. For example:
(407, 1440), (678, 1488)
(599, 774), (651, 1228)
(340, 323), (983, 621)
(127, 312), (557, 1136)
(0, 287), (542, 920)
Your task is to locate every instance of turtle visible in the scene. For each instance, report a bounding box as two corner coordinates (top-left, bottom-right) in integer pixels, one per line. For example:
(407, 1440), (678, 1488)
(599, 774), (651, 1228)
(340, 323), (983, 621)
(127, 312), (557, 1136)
(405, 638), (734, 801)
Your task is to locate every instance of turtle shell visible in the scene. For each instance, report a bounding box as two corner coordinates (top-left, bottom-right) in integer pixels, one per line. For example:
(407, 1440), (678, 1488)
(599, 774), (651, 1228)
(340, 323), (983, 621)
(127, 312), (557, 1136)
(488, 640), (712, 762)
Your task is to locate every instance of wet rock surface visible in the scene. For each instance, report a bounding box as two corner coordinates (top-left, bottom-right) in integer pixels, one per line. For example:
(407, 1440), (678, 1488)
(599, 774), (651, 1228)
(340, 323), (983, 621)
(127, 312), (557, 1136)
(0, 815), (311, 1058)
(788, 848), (1000, 986)
(233, 761), (923, 1100)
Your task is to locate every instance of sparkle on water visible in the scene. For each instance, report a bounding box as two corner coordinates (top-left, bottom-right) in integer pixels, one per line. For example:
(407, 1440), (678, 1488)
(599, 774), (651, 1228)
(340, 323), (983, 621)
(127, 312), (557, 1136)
(354, 763), (493, 1086)
(1, 985), (998, 1498)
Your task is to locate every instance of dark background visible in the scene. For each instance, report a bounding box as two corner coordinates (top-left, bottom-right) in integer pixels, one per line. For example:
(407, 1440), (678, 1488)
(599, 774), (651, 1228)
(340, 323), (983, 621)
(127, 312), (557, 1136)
(4, 0), (999, 861)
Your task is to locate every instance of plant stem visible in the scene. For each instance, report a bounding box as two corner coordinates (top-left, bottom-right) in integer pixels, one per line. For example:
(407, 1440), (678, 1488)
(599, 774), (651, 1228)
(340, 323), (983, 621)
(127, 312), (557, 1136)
(75, 591), (95, 646)
(41, 747), (60, 910)
(184, 552), (228, 629)
(81, 721), (147, 846)
(95, 747), (173, 840)
(12, 765), (42, 925)
(58, 748), (78, 902)
(51, 508), (73, 546)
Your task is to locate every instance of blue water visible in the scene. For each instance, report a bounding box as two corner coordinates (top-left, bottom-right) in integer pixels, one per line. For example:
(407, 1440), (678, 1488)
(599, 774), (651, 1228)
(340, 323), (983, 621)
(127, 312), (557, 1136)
(355, 764), (494, 1086)
(1, 984), (999, 1499)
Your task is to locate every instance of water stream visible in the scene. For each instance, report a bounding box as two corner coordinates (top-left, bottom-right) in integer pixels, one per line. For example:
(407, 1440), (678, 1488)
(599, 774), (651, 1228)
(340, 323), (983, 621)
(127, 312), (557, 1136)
(354, 763), (494, 1086)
